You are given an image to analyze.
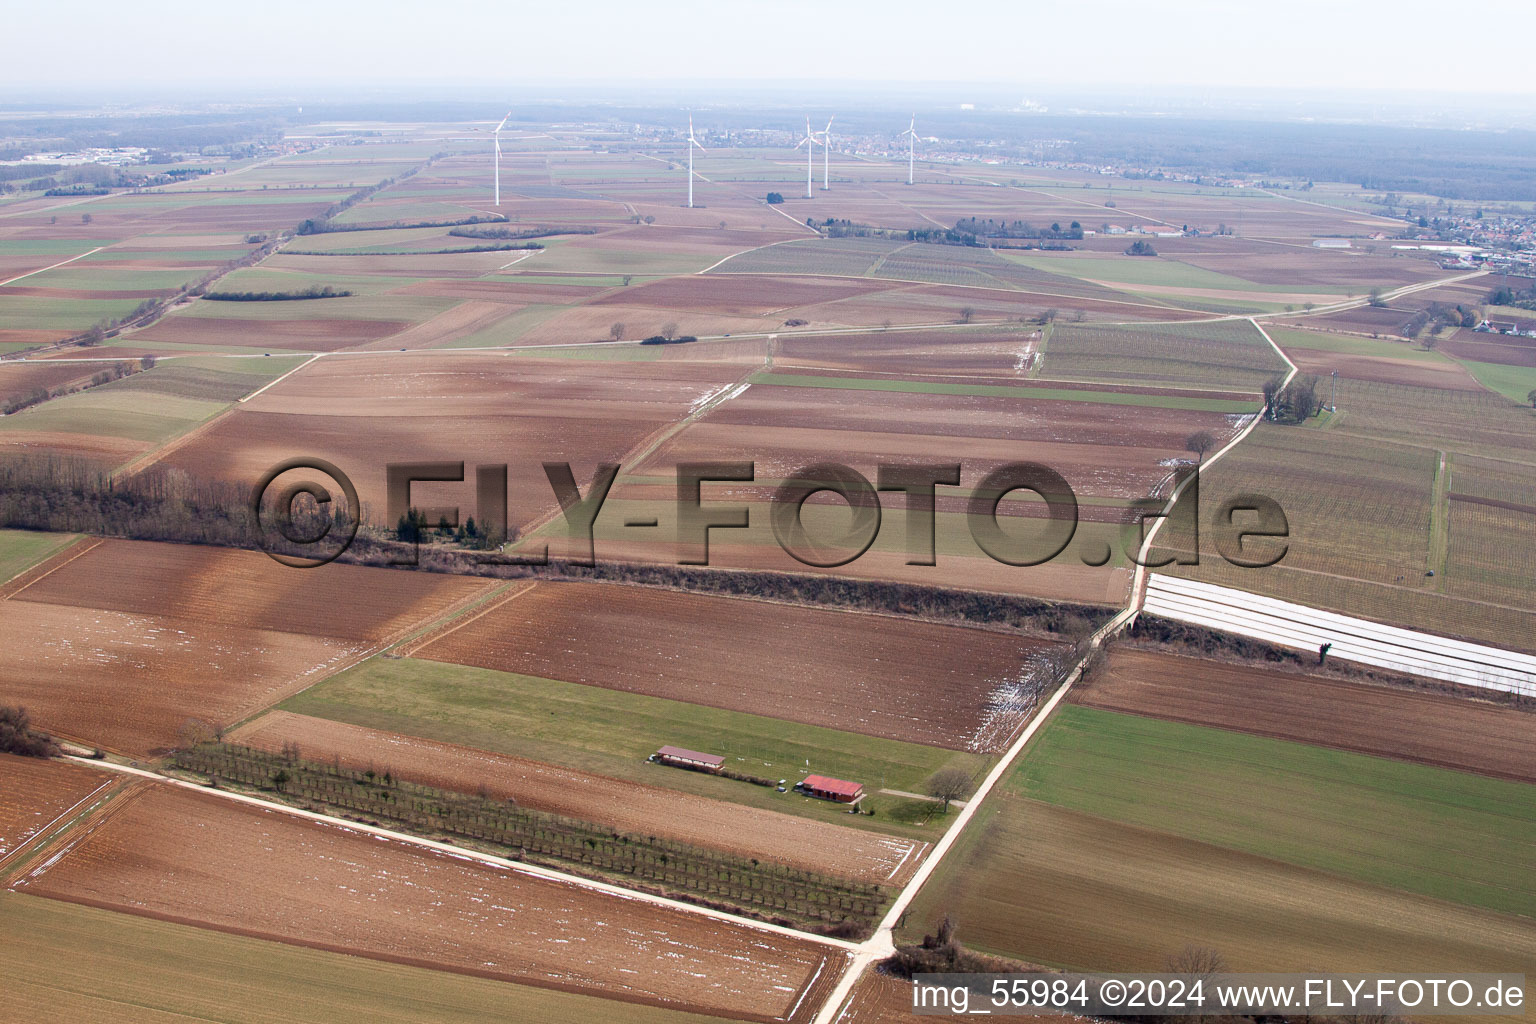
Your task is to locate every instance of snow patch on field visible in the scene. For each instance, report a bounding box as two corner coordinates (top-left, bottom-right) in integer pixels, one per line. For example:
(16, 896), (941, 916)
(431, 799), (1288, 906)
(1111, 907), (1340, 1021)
(966, 649), (1058, 752)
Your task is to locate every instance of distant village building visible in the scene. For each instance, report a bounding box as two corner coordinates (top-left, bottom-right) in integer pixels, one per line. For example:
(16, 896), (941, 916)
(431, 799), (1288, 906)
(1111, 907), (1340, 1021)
(654, 746), (725, 773)
(798, 775), (864, 803)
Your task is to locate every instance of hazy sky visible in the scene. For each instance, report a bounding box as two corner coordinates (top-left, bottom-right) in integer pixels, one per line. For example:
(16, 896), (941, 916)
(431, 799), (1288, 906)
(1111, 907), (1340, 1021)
(8, 0), (1536, 96)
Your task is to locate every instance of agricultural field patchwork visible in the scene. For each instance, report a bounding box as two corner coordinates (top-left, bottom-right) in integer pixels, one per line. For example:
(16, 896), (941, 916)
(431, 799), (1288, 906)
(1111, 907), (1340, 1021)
(901, 702), (1536, 984)
(2, 104), (1532, 1024)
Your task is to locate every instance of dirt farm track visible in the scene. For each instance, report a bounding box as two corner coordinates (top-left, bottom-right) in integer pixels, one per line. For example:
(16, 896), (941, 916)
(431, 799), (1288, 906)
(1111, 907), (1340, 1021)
(14, 783), (847, 1023)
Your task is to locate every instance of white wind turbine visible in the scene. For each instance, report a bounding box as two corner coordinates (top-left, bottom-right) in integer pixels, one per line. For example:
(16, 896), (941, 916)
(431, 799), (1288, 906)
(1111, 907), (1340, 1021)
(817, 115), (835, 191)
(900, 114), (917, 186)
(493, 112), (510, 206)
(794, 116), (817, 199)
(686, 116), (706, 208)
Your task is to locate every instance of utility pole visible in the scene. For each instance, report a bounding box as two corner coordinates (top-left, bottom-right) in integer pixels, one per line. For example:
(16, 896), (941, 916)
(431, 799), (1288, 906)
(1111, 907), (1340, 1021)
(1331, 370), (1338, 412)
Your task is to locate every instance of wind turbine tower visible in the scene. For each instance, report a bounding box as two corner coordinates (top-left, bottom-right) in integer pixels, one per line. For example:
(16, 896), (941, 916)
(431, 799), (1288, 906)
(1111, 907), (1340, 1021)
(795, 117), (817, 199)
(493, 112), (510, 206)
(901, 115), (917, 186)
(686, 116), (706, 208)
(818, 115), (835, 191)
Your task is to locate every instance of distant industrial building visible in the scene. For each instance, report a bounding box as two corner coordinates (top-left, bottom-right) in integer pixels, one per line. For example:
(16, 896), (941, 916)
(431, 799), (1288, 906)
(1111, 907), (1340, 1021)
(654, 746), (725, 773)
(798, 775), (864, 803)
(1312, 238), (1351, 248)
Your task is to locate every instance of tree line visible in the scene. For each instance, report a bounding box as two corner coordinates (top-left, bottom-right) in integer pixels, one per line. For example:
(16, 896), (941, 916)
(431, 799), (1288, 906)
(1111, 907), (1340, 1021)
(203, 286), (353, 301)
(447, 224), (599, 240)
(0, 453), (1111, 642)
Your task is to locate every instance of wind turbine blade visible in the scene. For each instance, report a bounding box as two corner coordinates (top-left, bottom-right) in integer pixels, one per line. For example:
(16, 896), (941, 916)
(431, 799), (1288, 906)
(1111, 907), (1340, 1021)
(495, 112), (511, 134)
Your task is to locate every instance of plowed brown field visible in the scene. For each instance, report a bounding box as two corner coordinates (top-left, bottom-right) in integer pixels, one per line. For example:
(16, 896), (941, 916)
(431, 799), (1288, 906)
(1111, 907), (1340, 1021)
(230, 711), (928, 884)
(18, 784), (846, 1022)
(593, 275), (888, 316)
(0, 539), (489, 754)
(1074, 649), (1536, 782)
(0, 755), (111, 866)
(156, 355), (743, 528)
(414, 580), (1060, 752)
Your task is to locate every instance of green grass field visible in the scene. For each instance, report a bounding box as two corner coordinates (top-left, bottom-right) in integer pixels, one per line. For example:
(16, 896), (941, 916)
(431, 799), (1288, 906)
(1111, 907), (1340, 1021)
(899, 706), (1536, 992)
(1452, 357), (1536, 404)
(748, 372), (1258, 412)
(0, 296), (149, 331)
(1016, 705), (1536, 917)
(281, 656), (986, 836)
(1003, 252), (1345, 296)
(1268, 325), (1448, 362)
(0, 356), (305, 459)
(0, 893), (732, 1024)
(0, 388), (227, 444)
(0, 529), (77, 584)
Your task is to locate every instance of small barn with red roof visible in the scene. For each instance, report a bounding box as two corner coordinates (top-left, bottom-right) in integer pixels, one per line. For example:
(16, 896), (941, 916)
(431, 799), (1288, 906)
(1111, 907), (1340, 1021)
(799, 774), (864, 803)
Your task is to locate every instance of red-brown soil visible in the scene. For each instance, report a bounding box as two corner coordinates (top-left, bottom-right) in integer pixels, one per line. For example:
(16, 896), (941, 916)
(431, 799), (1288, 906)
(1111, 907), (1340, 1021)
(414, 579), (1062, 752)
(0, 755), (111, 866)
(231, 711), (929, 884)
(132, 316), (410, 352)
(0, 539), (490, 755)
(18, 784), (847, 1022)
(155, 355), (744, 528)
(1073, 648), (1536, 782)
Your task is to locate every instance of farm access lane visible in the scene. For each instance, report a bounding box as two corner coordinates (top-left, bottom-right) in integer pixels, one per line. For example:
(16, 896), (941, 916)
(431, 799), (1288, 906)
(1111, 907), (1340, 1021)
(56, 755), (865, 954)
(813, 314), (1298, 1024)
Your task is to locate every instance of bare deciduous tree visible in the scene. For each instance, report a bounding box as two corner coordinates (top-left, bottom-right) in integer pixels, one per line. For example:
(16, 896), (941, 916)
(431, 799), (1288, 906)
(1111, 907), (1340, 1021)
(1166, 945), (1227, 978)
(1185, 430), (1217, 462)
(609, 322), (625, 342)
(660, 321), (679, 341)
(926, 768), (973, 812)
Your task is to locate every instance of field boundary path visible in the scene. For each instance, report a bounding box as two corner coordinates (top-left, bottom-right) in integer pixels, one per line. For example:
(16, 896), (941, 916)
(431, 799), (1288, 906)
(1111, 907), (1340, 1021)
(813, 314), (1297, 1023)
(0, 247), (105, 288)
(56, 757), (865, 953)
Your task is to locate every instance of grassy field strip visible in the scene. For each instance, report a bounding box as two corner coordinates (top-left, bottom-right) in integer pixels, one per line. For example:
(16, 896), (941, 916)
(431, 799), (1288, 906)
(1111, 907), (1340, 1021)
(748, 371), (1258, 412)
(281, 657), (981, 835)
(105, 356), (310, 480)
(1429, 450), (1450, 585)
(0, 536), (104, 601)
(1450, 356), (1536, 404)
(62, 757), (864, 953)
(0, 530), (81, 587)
(238, 352), (323, 402)
(0, 777), (121, 883)
(0, 246), (105, 288)
(390, 580), (537, 657)
(1016, 706), (1536, 917)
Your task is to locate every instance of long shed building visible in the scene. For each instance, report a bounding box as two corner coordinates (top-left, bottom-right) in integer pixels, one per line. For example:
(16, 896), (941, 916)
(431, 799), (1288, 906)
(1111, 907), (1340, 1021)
(655, 746), (726, 773)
